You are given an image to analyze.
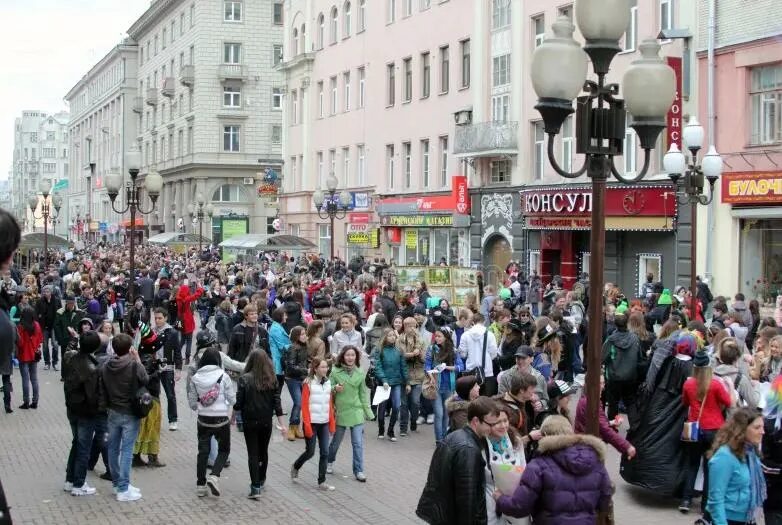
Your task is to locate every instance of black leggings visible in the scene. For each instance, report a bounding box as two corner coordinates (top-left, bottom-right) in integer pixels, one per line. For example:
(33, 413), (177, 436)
(243, 421), (273, 487)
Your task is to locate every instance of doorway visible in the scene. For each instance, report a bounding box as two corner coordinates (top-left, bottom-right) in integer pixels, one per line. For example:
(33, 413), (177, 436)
(483, 234), (512, 289)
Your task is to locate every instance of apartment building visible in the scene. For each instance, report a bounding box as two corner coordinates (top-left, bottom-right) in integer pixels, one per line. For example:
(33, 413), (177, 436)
(460, 0), (696, 295)
(64, 40), (138, 243)
(11, 110), (70, 237)
(127, 0), (284, 242)
(280, 0), (473, 262)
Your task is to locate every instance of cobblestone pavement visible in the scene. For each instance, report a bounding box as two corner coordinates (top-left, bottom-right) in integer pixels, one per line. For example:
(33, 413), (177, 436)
(1, 367), (706, 525)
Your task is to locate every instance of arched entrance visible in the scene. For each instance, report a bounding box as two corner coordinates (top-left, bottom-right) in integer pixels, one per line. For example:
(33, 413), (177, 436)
(482, 234), (512, 290)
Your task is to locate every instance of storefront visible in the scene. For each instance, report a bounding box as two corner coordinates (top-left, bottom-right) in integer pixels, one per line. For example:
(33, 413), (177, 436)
(377, 176), (471, 266)
(345, 216), (382, 261)
(521, 183), (679, 296)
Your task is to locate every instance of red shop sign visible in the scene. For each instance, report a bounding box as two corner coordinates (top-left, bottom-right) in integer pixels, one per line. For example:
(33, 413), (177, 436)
(521, 186), (676, 218)
(666, 57), (683, 149)
(348, 212), (371, 223)
(721, 171), (782, 205)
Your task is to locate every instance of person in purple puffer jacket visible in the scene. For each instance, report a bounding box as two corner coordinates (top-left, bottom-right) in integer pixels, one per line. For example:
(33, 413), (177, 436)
(493, 415), (613, 525)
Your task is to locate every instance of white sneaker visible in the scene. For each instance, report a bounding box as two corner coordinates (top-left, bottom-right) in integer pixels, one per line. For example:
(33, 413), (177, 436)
(168, 422), (178, 431)
(318, 483), (335, 491)
(71, 483), (97, 496)
(62, 481), (73, 492)
(416, 416), (425, 425)
(426, 414), (435, 425)
(113, 485), (141, 495)
(206, 474), (221, 496)
(326, 463), (334, 474)
(116, 489), (142, 502)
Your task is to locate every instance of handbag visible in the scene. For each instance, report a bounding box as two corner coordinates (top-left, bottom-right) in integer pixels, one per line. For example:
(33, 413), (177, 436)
(198, 375), (224, 407)
(34, 348), (42, 362)
(681, 390), (708, 442)
(422, 373), (438, 400)
(130, 361), (153, 419)
(462, 332), (488, 386)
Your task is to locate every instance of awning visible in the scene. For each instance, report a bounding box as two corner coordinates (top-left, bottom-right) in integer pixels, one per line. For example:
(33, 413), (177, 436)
(121, 218), (145, 227)
(219, 234), (316, 251)
(147, 232), (210, 245)
(19, 232), (70, 251)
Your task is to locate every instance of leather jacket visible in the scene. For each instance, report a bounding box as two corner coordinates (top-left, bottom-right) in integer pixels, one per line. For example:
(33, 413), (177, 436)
(284, 342), (309, 380)
(62, 352), (101, 418)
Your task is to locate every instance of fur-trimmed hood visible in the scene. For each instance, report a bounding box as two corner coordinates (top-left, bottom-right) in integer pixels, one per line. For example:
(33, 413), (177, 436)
(446, 397), (469, 415)
(537, 433), (606, 475)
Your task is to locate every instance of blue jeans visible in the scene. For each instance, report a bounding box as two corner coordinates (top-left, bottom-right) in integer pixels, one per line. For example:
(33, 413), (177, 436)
(328, 424), (365, 475)
(18, 362), (38, 404)
(66, 416), (97, 487)
(400, 384), (422, 433)
(42, 328), (58, 366)
(181, 333), (193, 361)
(107, 409), (141, 493)
(433, 389), (453, 442)
(377, 385), (401, 437)
(285, 378), (303, 425)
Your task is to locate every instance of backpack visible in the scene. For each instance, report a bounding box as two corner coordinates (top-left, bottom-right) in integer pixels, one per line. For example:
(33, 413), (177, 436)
(572, 281), (586, 303)
(198, 375), (224, 407)
(719, 371), (746, 408)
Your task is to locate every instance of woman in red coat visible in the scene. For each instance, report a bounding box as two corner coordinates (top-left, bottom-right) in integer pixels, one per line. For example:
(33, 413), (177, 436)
(176, 280), (204, 364)
(16, 306), (43, 409)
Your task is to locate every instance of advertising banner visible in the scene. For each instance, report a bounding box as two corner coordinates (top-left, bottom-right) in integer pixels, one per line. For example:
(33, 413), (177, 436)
(721, 171), (782, 205)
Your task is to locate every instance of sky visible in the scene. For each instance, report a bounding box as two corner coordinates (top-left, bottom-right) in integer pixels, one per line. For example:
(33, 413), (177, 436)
(0, 0), (148, 180)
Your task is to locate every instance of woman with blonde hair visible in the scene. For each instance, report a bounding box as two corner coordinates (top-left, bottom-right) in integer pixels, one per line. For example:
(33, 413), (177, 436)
(463, 291), (479, 315)
(306, 320), (327, 364)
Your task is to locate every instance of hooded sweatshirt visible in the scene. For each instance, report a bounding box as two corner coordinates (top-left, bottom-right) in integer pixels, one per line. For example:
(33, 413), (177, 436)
(458, 324), (499, 378)
(714, 362), (759, 410)
(602, 329), (644, 383)
(100, 354), (149, 415)
(187, 364), (236, 419)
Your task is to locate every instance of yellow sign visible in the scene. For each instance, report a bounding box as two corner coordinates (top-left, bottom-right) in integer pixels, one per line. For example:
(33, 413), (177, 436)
(405, 229), (418, 249)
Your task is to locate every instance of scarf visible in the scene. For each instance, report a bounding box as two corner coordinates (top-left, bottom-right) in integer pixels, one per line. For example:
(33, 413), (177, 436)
(746, 444), (767, 522)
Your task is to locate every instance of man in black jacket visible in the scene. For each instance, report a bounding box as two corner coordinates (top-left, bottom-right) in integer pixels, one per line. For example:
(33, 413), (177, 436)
(153, 307), (181, 431)
(416, 396), (496, 525)
(62, 331), (102, 496)
(36, 285), (61, 370)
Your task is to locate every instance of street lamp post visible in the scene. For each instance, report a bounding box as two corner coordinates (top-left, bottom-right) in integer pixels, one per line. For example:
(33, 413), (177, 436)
(188, 193), (214, 254)
(105, 147), (163, 303)
(663, 117), (724, 319)
(530, 6), (675, 436)
(313, 173), (352, 261)
(28, 179), (62, 266)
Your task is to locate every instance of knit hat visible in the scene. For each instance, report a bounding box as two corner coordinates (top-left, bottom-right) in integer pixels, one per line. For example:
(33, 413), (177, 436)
(499, 287), (511, 300)
(547, 380), (575, 400)
(615, 302), (629, 316)
(455, 376), (478, 400)
(692, 349), (710, 368)
(764, 376), (782, 431)
(674, 330), (703, 357)
(535, 324), (557, 345)
(657, 289), (673, 306)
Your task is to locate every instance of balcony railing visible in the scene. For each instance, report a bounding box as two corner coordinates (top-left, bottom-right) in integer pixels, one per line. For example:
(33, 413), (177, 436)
(132, 96), (143, 113)
(218, 64), (248, 81)
(180, 65), (194, 87)
(453, 121), (519, 157)
(161, 77), (176, 97)
(146, 88), (158, 106)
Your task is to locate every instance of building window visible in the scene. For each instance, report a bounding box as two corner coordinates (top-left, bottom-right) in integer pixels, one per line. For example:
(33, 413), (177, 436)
(190, 3), (195, 27)
(42, 163), (56, 174)
(30, 132), (38, 143)
(624, 0), (638, 52)
(659, 0), (672, 33)
(178, 130), (184, 156)
(404, 0), (413, 17)
(180, 12), (185, 34)
(223, 42), (241, 63)
(387, 144), (395, 188)
(292, 28), (299, 56)
(420, 0), (431, 10)
(271, 125), (282, 144)
(533, 15), (545, 47)
(358, 0), (366, 31)
(344, 1), (352, 37)
(388, 0), (396, 23)
(492, 94), (510, 122)
(291, 89), (299, 124)
(330, 76), (338, 115)
(344, 71), (351, 111)
(358, 67), (366, 108)
(154, 35), (159, 54)
(490, 159), (510, 183)
(357, 144), (366, 185)
(223, 86), (241, 107)
(171, 20), (176, 42)
(273, 44), (283, 66)
(330, 7), (339, 43)
(319, 224), (331, 258)
(290, 156), (298, 191)
(317, 81), (325, 117)
(273, 1), (283, 24)
(223, 125), (240, 151)
(558, 4), (573, 21)
(329, 149), (337, 177)
(42, 148), (55, 158)
(562, 116), (574, 173)
(492, 0), (510, 29)
(225, 1), (242, 21)
(493, 54), (510, 87)
(403, 141), (412, 188)
(624, 114), (637, 174)
(460, 39), (470, 88)
(187, 126), (193, 153)
(272, 87), (283, 109)
(317, 151), (324, 187)
(534, 121), (545, 179)
(439, 136), (448, 187)
(387, 62), (396, 106)
(750, 64), (782, 145)
(421, 139), (430, 188)
(439, 46), (450, 93)
(421, 52), (431, 98)
(212, 184), (246, 202)
(403, 58), (413, 102)
(342, 147), (350, 185)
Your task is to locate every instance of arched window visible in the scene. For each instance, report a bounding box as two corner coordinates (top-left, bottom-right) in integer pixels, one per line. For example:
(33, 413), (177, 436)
(300, 24), (306, 54)
(292, 27), (299, 56)
(330, 7), (338, 44)
(358, 0), (366, 32)
(317, 13), (324, 49)
(211, 184), (248, 202)
(343, 1), (352, 37)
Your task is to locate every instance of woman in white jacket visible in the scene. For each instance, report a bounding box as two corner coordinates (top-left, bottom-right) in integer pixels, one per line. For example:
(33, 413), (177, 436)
(188, 347), (236, 498)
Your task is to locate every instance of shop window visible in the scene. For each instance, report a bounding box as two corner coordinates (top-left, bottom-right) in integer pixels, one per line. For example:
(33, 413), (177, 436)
(581, 252), (591, 276)
(319, 223), (331, 257)
(740, 219), (782, 301)
(637, 254), (661, 297)
(529, 250), (541, 276)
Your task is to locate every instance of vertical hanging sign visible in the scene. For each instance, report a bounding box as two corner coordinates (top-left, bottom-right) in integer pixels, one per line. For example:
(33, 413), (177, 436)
(666, 56), (683, 149)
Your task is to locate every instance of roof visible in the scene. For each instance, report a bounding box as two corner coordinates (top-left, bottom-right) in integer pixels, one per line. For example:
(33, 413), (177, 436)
(147, 232), (208, 245)
(19, 233), (70, 250)
(219, 234), (317, 251)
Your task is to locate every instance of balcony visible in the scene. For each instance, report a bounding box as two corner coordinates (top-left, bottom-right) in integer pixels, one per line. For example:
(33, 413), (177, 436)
(180, 65), (194, 87)
(453, 121), (519, 158)
(146, 88), (158, 106)
(132, 96), (143, 113)
(218, 64), (248, 81)
(161, 77), (176, 97)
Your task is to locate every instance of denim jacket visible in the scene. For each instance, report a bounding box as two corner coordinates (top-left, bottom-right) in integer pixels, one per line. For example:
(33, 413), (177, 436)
(424, 344), (464, 393)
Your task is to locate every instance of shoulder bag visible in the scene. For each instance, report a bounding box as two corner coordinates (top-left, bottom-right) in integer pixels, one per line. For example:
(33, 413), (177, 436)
(462, 332), (488, 386)
(681, 389), (708, 442)
(130, 360), (153, 419)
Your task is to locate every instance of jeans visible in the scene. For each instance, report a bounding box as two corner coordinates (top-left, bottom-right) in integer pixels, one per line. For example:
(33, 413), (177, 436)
(377, 385), (401, 437)
(328, 424), (364, 475)
(88, 413), (110, 474)
(400, 384), (422, 433)
(159, 370), (178, 423)
(2, 374), (10, 408)
(294, 422), (330, 484)
(107, 409), (141, 493)
(197, 418), (230, 485)
(285, 378), (303, 425)
(242, 421), (273, 487)
(198, 307), (210, 330)
(66, 416), (97, 487)
(433, 389), (453, 442)
(181, 333), (193, 362)
(682, 429), (717, 504)
(42, 328), (58, 366)
(18, 362), (38, 404)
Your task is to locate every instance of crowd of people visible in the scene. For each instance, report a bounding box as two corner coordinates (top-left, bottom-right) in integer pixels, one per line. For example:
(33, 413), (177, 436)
(0, 205), (780, 525)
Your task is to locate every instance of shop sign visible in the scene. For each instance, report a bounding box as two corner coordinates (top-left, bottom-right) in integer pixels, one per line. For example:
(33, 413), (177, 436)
(526, 215), (674, 231)
(521, 186), (676, 218)
(348, 212), (371, 224)
(387, 227), (402, 244)
(452, 175), (470, 214)
(377, 176), (470, 215)
(346, 224), (380, 247)
(666, 57), (683, 149)
(318, 192), (372, 211)
(381, 215), (454, 227)
(406, 229), (418, 249)
(721, 171), (782, 205)
(89, 221), (100, 232)
(99, 222), (108, 233)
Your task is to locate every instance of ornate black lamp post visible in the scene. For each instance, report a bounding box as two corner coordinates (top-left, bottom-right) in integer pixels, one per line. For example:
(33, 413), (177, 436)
(188, 193), (214, 254)
(312, 173), (351, 261)
(28, 179), (62, 265)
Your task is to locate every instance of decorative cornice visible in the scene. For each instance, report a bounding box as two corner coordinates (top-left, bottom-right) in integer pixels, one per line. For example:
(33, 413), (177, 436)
(127, 0), (183, 39)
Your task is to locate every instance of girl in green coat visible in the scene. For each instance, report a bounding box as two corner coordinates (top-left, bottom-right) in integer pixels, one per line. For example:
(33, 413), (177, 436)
(327, 345), (373, 482)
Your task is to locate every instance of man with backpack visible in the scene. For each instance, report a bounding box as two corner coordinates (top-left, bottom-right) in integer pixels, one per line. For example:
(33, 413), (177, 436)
(601, 311), (645, 430)
(714, 337), (759, 412)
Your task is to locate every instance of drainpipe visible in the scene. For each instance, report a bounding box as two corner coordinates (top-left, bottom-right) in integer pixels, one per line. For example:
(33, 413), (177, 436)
(704, 0), (717, 284)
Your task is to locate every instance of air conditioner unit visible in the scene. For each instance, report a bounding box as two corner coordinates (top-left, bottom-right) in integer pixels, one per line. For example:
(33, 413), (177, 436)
(243, 177), (255, 185)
